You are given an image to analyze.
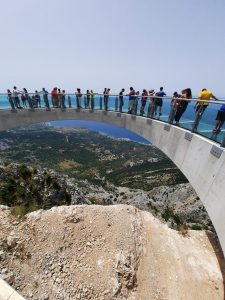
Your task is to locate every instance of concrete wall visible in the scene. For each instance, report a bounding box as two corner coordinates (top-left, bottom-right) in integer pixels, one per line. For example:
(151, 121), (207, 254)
(0, 109), (224, 256)
(0, 278), (25, 300)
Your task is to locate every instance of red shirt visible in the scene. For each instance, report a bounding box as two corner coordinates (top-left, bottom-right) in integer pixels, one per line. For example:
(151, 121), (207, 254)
(51, 90), (58, 100)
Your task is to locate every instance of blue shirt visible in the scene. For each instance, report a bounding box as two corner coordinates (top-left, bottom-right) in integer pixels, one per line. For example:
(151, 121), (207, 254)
(156, 91), (166, 98)
(219, 104), (225, 112)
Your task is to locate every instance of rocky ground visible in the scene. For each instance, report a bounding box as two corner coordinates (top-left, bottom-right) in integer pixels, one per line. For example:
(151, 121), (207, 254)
(84, 183), (213, 231)
(0, 162), (213, 232)
(0, 205), (224, 300)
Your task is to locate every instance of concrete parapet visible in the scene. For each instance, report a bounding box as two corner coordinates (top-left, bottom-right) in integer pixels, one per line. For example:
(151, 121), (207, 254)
(0, 278), (25, 300)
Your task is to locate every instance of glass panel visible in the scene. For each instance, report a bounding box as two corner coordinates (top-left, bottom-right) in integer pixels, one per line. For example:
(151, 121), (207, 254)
(196, 103), (225, 143)
(175, 100), (196, 131)
(0, 92), (225, 146)
(0, 94), (10, 109)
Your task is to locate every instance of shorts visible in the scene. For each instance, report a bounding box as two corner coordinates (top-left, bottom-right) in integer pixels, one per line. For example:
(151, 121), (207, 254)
(216, 110), (225, 121)
(128, 100), (134, 109)
(196, 105), (207, 112)
(141, 100), (147, 107)
(156, 98), (162, 107)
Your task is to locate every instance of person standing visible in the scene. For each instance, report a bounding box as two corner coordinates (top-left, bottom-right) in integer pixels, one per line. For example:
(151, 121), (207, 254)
(155, 87), (166, 116)
(58, 89), (63, 108)
(103, 88), (107, 111)
(147, 89), (156, 117)
(174, 88), (192, 125)
(22, 88), (32, 108)
(119, 88), (125, 113)
(212, 104), (225, 134)
(21, 88), (28, 108)
(42, 88), (50, 108)
(104, 88), (110, 111)
(51, 87), (58, 107)
(192, 88), (218, 132)
(127, 87), (136, 114)
(168, 91), (180, 123)
(61, 90), (66, 108)
(76, 88), (82, 108)
(12, 86), (22, 108)
(7, 89), (15, 109)
(90, 90), (95, 110)
(140, 89), (148, 116)
(195, 88), (218, 114)
(86, 90), (90, 108)
(35, 90), (41, 108)
(134, 91), (140, 115)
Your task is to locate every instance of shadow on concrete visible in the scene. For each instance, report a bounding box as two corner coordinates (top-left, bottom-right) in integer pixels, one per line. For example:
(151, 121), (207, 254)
(206, 231), (225, 299)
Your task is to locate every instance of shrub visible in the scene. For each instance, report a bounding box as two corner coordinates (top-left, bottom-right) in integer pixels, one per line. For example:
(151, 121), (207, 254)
(11, 205), (27, 217)
(161, 207), (173, 221)
(87, 195), (98, 204)
(45, 173), (52, 186)
(191, 224), (202, 231)
(173, 214), (182, 226)
(178, 223), (189, 236)
(16, 185), (26, 199)
(32, 167), (38, 174)
(3, 161), (11, 167)
(18, 164), (32, 179)
(0, 177), (17, 205)
(11, 200), (39, 218)
(52, 180), (60, 190)
(30, 184), (39, 195)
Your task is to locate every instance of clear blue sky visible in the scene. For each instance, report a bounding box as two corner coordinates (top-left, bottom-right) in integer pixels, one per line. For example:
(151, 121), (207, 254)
(0, 0), (225, 96)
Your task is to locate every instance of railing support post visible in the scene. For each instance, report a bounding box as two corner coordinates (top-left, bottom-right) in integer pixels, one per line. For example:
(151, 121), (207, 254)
(99, 96), (102, 110)
(68, 96), (72, 108)
(115, 97), (118, 112)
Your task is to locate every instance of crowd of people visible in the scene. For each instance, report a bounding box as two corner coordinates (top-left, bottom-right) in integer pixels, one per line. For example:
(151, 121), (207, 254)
(6, 86), (225, 135)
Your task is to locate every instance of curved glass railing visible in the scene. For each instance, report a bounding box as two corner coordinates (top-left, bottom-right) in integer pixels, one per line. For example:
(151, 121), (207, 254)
(1, 92), (225, 147)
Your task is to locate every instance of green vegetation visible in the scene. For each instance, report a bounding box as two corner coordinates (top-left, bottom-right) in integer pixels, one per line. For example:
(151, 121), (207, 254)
(191, 224), (202, 230)
(0, 163), (71, 217)
(86, 195), (104, 205)
(87, 195), (98, 204)
(161, 207), (183, 226)
(0, 127), (188, 192)
(18, 164), (32, 179)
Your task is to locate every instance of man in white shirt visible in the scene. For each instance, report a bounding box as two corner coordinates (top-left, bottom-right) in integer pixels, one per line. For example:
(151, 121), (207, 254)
(12, 86), (22, 108)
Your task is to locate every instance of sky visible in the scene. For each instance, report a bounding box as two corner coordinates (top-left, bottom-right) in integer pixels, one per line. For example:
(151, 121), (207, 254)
(0, 0), (225, 97)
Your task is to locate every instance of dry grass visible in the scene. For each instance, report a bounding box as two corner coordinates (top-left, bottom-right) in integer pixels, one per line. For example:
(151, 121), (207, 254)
(58, 160), (81, 171)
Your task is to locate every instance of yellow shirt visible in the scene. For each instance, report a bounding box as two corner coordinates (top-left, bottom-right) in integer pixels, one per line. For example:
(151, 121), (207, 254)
(197, 90), (213, 106)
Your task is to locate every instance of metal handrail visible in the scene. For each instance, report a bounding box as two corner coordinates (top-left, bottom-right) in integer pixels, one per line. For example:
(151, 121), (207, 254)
(2, 93), (225, 105)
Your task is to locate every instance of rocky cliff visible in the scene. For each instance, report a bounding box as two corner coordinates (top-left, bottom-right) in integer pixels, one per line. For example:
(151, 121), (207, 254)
(0, 163), (213, 232)
(0, 205), (224, 300)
